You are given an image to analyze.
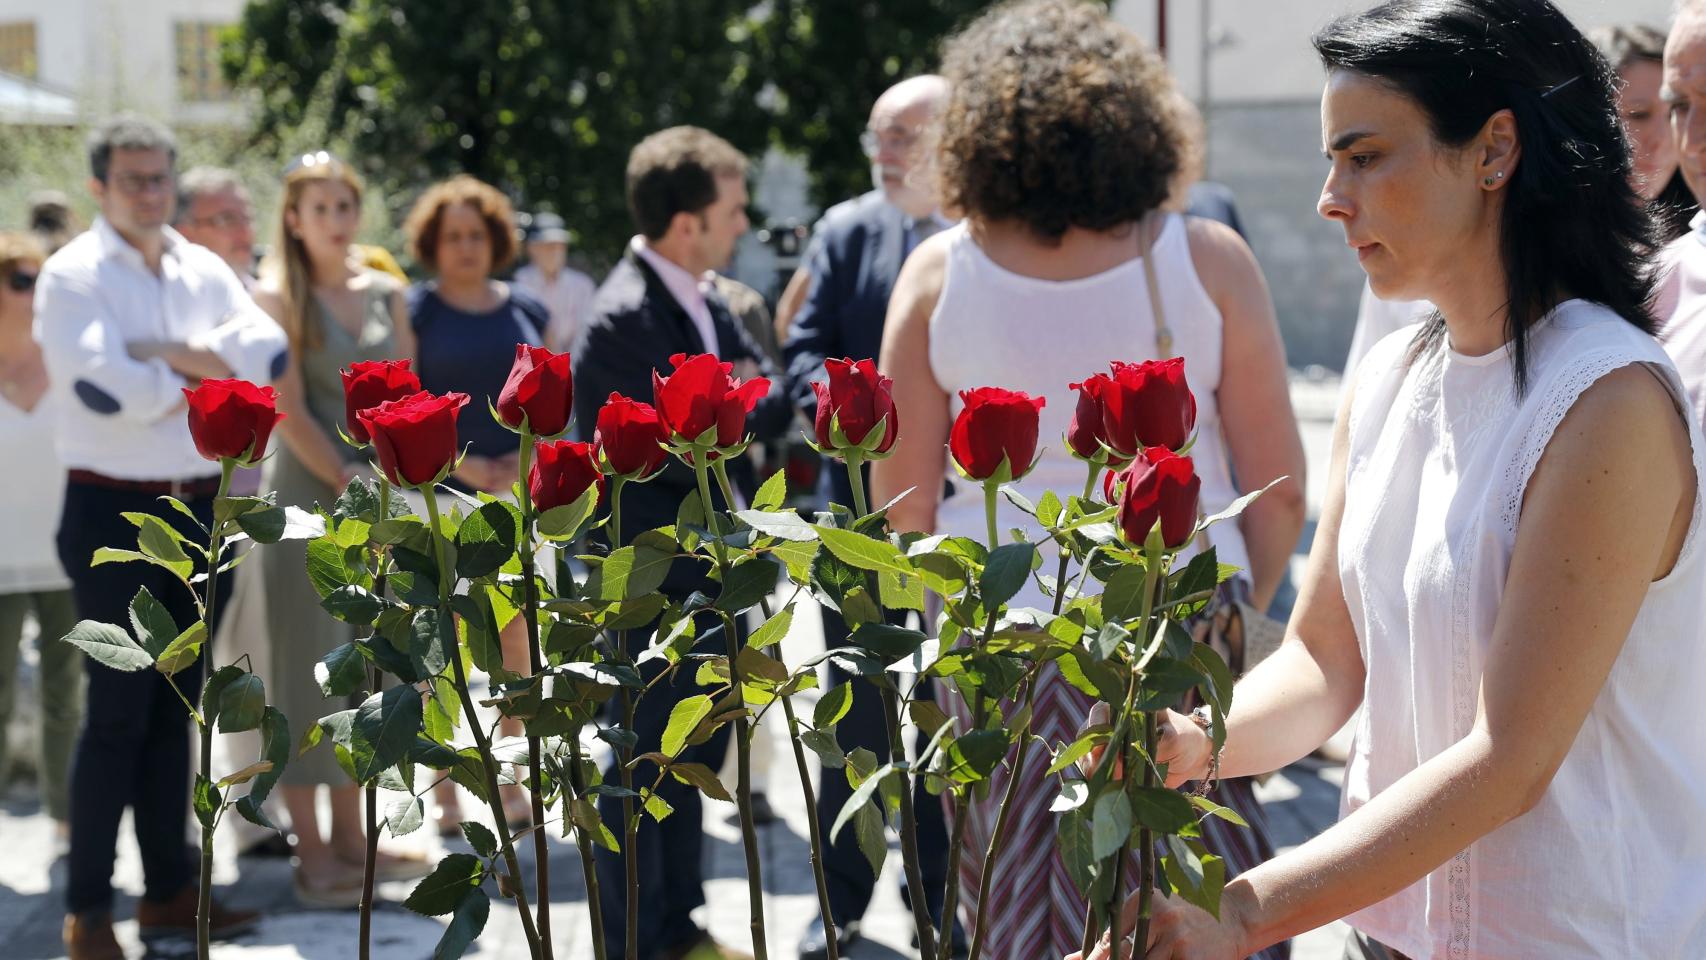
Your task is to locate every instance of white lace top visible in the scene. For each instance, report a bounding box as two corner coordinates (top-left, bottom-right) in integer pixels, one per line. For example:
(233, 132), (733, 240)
(1338, 300), (1706, 958)
(926, 215), (1249, 609)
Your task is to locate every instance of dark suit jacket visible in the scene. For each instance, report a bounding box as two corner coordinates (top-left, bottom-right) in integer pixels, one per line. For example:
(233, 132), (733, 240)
(781, 190), (912, 510)
(571, 251), (793, 594)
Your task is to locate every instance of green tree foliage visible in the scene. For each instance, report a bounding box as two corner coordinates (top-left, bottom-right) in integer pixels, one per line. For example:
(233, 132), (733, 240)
(223, 0), (1004, 266)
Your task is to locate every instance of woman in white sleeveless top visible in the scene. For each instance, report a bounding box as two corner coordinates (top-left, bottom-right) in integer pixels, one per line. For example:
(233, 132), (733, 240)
(872, 3), (1306, 957)
(1090, 2), (1706, 959)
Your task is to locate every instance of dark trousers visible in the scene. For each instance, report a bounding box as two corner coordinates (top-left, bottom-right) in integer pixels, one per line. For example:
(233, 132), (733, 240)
(59, 479), (229, 915)
(814, 607), (951, 929)
(596, 609), (739, 959)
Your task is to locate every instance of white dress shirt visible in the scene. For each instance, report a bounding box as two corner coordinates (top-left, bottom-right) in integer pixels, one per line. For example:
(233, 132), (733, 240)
(513, 262), (597, 353)
(33, 218), (288, 480)
(630, 236), (719, 356)
(0, 393), (68, 592)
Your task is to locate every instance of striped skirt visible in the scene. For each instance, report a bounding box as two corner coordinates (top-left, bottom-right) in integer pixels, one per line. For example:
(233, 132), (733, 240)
(938, 580), (1290, 960)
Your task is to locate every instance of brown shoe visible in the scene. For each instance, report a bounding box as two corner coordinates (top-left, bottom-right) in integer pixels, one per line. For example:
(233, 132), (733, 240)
(135, 885), (260, 942)
(63, 911), (126, 960)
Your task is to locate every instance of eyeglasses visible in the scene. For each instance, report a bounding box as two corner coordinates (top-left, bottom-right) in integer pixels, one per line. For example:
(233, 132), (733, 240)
(189, 211), (253, 230)
(5, 272), (37, 293)
(111, 172), (173, 196)
(284, 150), (340, 176)
(860, 127), (921, 158)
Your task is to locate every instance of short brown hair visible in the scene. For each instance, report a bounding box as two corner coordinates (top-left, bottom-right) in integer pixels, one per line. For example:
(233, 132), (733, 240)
(403, 174), (518, 272)
(0, 231), (45, 277)
(625, 127), (747, 241)
(937, 0), (1184, 241)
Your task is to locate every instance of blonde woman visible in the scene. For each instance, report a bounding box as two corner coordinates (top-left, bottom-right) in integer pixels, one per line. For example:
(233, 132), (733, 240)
(252, 152), (423, 904)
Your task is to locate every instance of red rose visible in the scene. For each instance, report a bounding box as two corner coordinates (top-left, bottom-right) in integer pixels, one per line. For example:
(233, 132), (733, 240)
(340, 359), (421, 444)
(496, 344), (574, 437)
(183, 378), (285, 465)
(1114, 446), (1201, 549)
(594, 393), (670, 480)
(529, 439), (604, 512)
(1066, 373), (1130, 468)
(356, 391), (470, 487)
(948, 387), (1046, 482)
(651, 352), (769, 448)
(1102, 358), (1197, 455)
(812, 357), (899, 456)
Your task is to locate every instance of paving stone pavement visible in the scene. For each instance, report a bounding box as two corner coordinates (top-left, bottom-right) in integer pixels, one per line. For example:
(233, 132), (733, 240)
(0, 379), (1349, 960)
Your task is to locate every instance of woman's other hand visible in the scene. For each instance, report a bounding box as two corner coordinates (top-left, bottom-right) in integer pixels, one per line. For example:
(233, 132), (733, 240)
(1077, 705), (1211, 788)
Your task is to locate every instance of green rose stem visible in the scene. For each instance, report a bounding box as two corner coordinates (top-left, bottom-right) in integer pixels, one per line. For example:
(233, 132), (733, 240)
(693, 454), (767, 960)
(838, 454), (938, 960)
(515, 431), (574, 960)
(193, 457), (236, 960)
(606, 473), (643, 960)
(720, 457), (839, 960)
(359, 476), (393, 960)
(968, 460), (1100, 960)
(421, 484), (544, 958)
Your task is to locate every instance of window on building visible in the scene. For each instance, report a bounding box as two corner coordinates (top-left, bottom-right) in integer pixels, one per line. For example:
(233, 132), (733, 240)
(0, 21), (37, 79)
(175, 21), (232, 103)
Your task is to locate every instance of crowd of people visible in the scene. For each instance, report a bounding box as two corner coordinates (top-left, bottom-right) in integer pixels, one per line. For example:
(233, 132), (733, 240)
(4, 0), (1706, 958)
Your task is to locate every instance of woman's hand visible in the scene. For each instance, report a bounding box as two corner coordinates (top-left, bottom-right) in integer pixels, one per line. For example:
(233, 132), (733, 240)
(1078, 704), (1212, 788)
(1065, 889), (1252, 960)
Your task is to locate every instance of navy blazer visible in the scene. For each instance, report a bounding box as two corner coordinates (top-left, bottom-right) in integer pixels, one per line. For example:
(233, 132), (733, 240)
(781, 190), (913, 510)
(571, 251), (792, 594)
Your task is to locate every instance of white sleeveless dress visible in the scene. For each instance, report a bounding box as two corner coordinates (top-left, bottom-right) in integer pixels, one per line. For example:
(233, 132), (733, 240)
(1339, 301), (1706, 959)
(926, 217), (1286, 960)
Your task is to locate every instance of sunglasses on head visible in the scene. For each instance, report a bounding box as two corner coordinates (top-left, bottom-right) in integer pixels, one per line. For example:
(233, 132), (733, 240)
(5, 271), (36, 293)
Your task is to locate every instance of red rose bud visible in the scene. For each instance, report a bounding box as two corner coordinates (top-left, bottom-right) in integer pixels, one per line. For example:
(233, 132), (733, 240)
(594, 392), (670, 480)
(1102, 357), (1197, 455)
(341, 359), (421, 444)
(812, 357), (899, 456)
(948, 387), (1046, 482)
(652, 352), (769, 448)
(529, 439), (604, 512)
(1066, 373), (1130, 467)
(496, 344), (574, 437)
(183, 378), (285, 465)
(357, 391), (470, 487)
(1115, 446), (1201, 549)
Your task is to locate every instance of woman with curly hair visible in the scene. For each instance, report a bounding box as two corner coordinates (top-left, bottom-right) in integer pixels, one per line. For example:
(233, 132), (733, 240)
(870, 1), (1306, 956)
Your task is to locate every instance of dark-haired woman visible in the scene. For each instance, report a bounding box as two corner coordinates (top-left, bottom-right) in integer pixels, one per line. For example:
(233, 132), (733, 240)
(871, 1), (1306, 957)
(1590, 24), (1698, 242)
(1072, 1), (1706, 958)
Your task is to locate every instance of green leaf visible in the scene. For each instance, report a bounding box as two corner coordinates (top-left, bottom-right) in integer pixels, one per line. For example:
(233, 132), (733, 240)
(945, 729), (1009, 784)
(193, 774), (220, 830)
(217, 673), (266, 733)
(1091, 789), (1133, 860)
(1037, 490), (1064, 527)
(214, 494), (271, 524)
(598, 536), (675, 600)
(749, 601), (793, 650)
(1057, 805), (1098, 894)
(854, 800), (887, 877)
(661, 694), (714, 758)
(127, 586), (178, 658)
(814, 682), (853, 729)
(1102, 563), (1149, 623)
(847, 622), (928, 661)
(734, 508), (818, 542)
(158, 494), (211, 536)
(460, 821), (498, 858)
(1050, 779), (1090, 813)
(371, 516), (427, 546)
(831, 761), (896, 843)
(537, 483), (600, 540)
(321, 585), (385, 626)
(387, 796), (426, 837)
(669, 761), (733, 802)
(234, 706), (290, 830)
(1199, 476), (1286, 530)
(202, 665), (245, 724)
(1000, 485), (1037, 518)
(404, 852), (484, 916)
(1130, 786), (1197, 833)
(878, 567), (926, 611)
(153, 621), (205, 676)
(1168, 548), (1220, 619)
(801, 728), (845, 769)
(350, 685), (426, 784)
(316, 641), (369, 697)
(814, 525), (912, 575)
(133, 513), (192, 565)
(1047, 729), (1109, 776)
(1191, 644), (1236, 721)
(306, 536), (364, 600)
(237, 505), (327, 544)
(433, 886), (490, 960)
(1089, 621), (1130, 662)
(716, 556), (780, 613)
(1189, 794), (1250, 827)
(455, 501), (518, 579)
(411, 607), (453, 680)
(642, 789), (674, 822)
(334, 477), (382, 523)
(752, 467), (788, 512)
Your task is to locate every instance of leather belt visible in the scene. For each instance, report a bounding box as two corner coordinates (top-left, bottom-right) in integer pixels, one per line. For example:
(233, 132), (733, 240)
(67, 469), (224, 498)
